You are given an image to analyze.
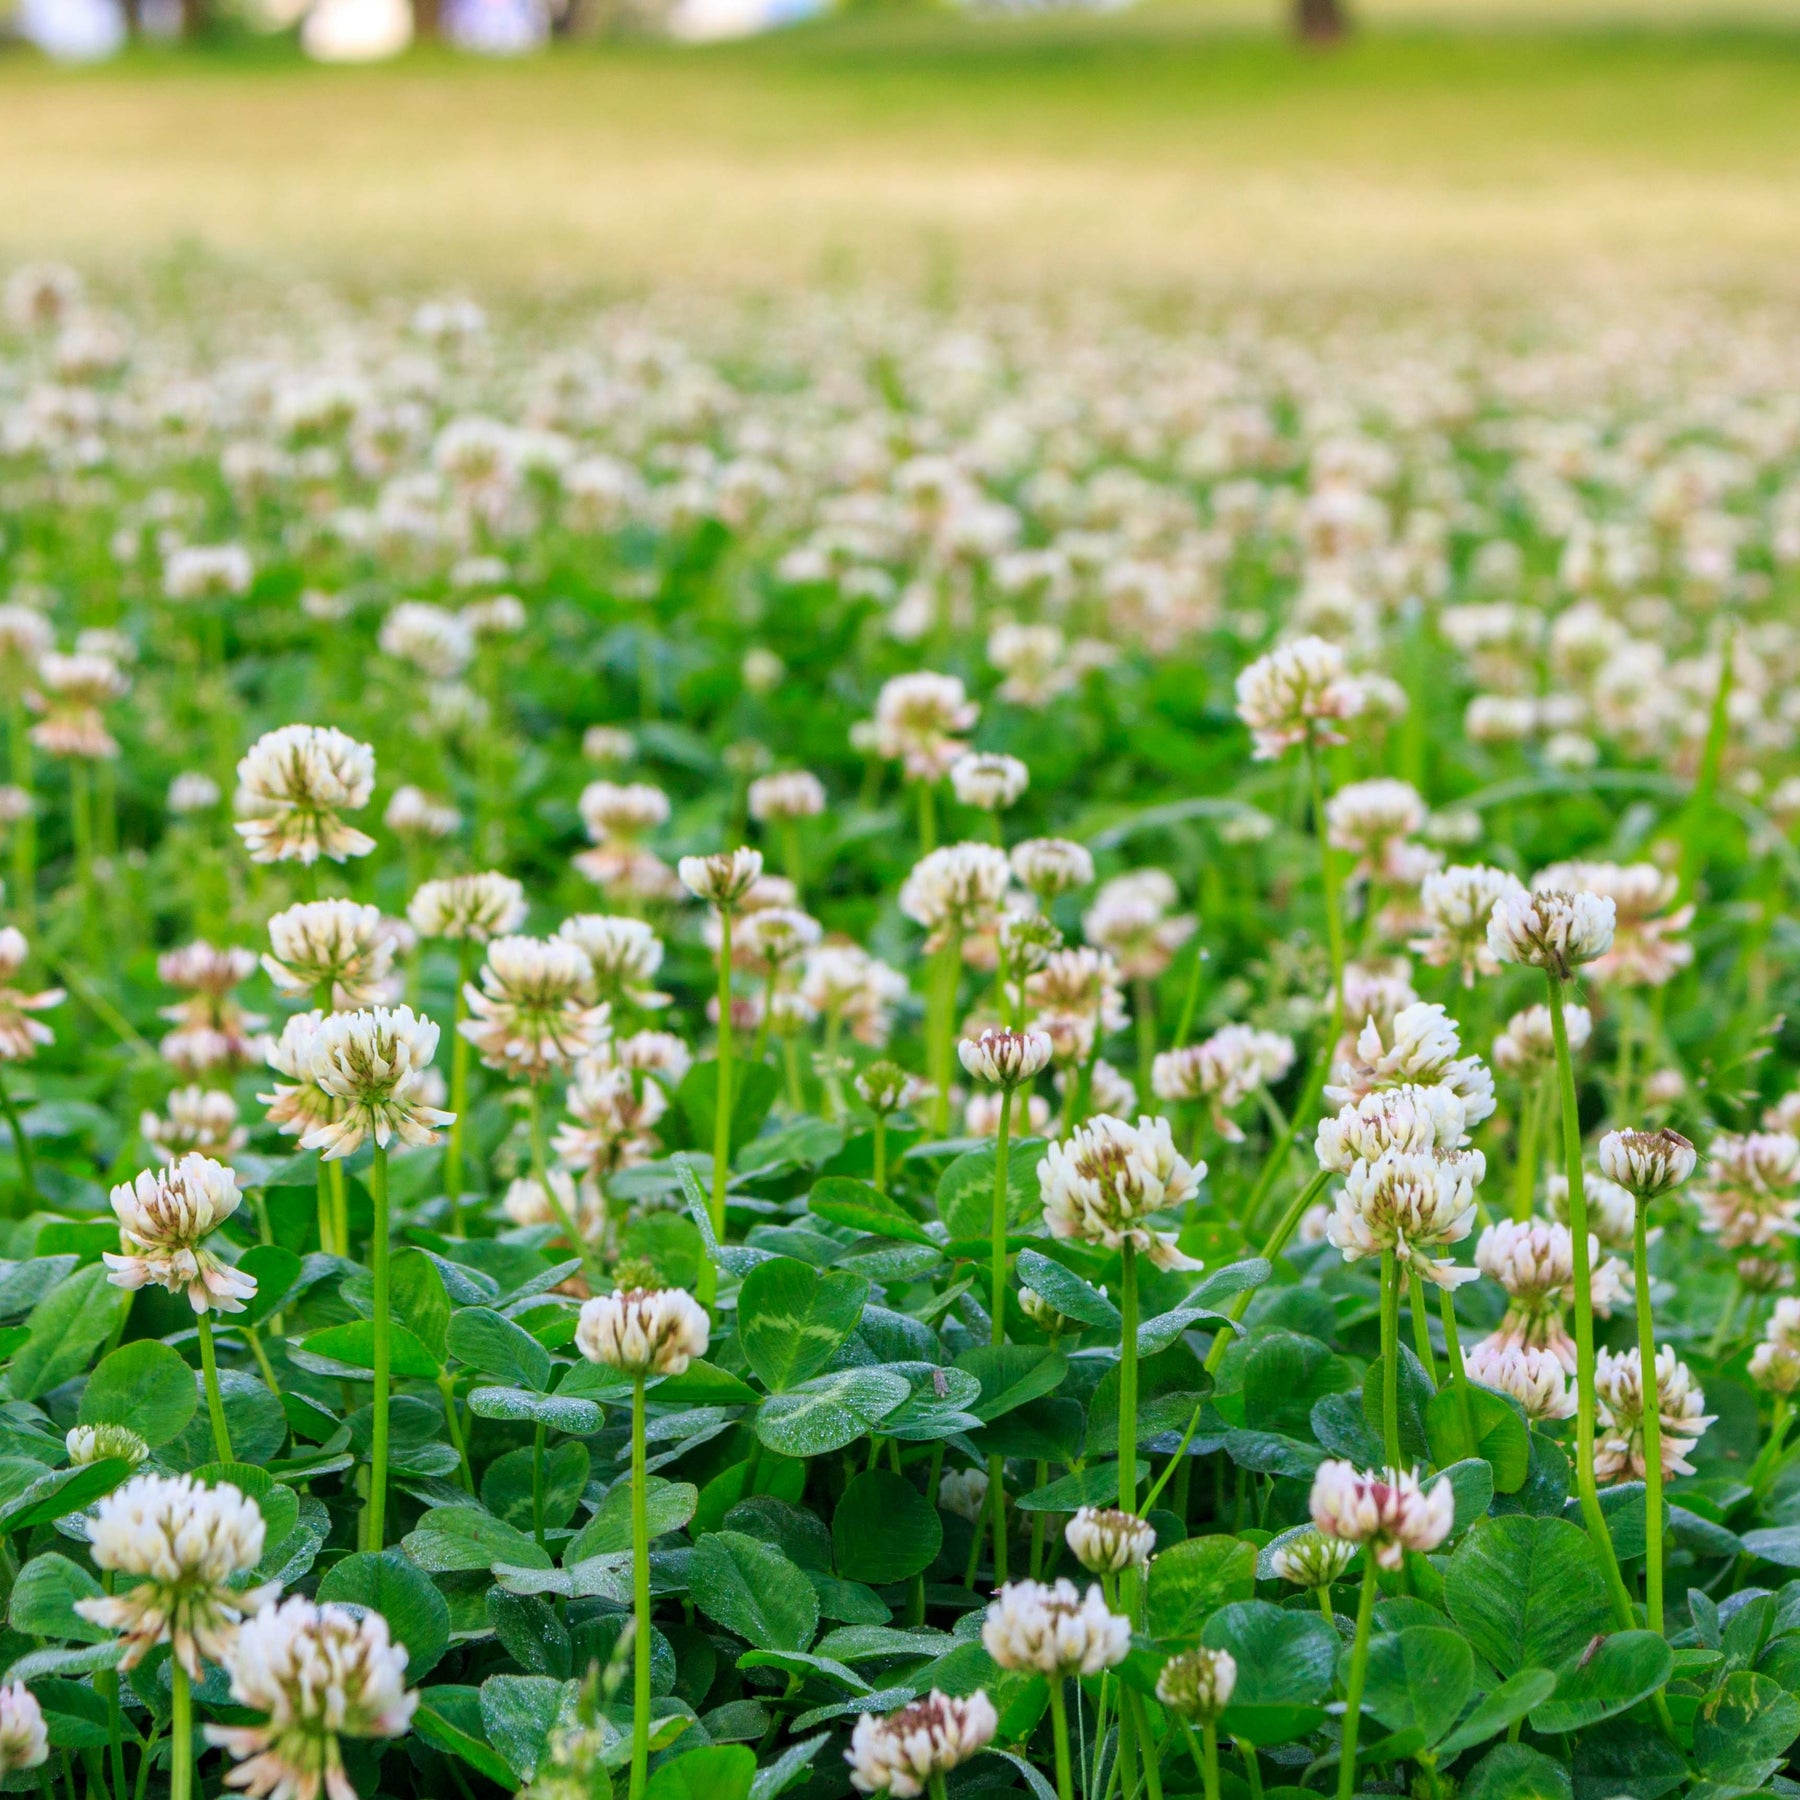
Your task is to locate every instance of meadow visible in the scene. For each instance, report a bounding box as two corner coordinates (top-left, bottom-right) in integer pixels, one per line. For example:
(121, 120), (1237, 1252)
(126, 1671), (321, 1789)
(1, 12), (1800, 1800)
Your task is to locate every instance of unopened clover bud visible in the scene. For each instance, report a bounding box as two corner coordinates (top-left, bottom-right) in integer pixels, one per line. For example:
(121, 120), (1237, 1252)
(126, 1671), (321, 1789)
(1269, 1528), (1357, 1590)
(1065, 1506), (1155, 1575)
(66, 1424), (149, 1468)
(1156, 1647), (1237, 1724)
(1018, 1285), (1080, 1334)
(1598, 1127), (1697, 1200)
(856, 1060), (912, 1116)
(958, 1027), (1053, 1090)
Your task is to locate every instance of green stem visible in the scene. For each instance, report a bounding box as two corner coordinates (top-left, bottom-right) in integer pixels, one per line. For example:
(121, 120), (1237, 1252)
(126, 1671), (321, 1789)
(916, 780), (937, 855)
(8, 699), (34, 932)
(365, 1143), (391, 1552)
(987, 1451), (1007, 1585)
(1439, 1284), (1477, 1451)
(1408, 1267), (1438, 1387)
(445, 938), (474, 1234)
(1047, 1678), (1075, 1800)
(1202, 1722), (1221, 1800)
(706, 911), (734, 1306)
(195, 1311), (233, 1464)
(1678, 622), (1734, 904)
(930, 935), (961, 1138)
(1206, 1166), (1333, 1374)
(329, 1159), (348, 1260)
(437, 1374), (476, 1492)
(101, 1574), (125, 1800)
(1336, 1554), (1379, 1800)
(1634, 1196), (1664, 1636)
(1547, 971), (1637, 1630)
(872, 1113), (887, 1195)
(1380, 1250), (1401, 1467)
(532, 1422), (547, 1550)
(0, 1067), (39, 1204)
(169, 1658), (192, 1800)
(630, 1377), (652, 1800)
(991, 1088), (1013, 1345)
(1120, 1242), (1139, 1511)
(1305, 735), (1346, 1050)
(1750, 1394), (1793, 1497)
(315, 1157), (335, 1256)
(1512, 1075), (1544, 1223)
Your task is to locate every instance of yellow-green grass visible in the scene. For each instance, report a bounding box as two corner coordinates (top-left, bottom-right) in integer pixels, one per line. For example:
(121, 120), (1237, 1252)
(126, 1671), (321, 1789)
(4, 8), (1800, 294)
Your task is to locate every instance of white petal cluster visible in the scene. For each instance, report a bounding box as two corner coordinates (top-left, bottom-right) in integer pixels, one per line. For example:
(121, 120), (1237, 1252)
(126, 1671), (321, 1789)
(1325, 1002), (1495, 1130)
(408, 872), (528, 943)
(1594, 1345), (1716, 1483)
(0, 1684), (47, 1775)
(288, 1006), (454, 1160)
(207, 1597), (418, 1800)
(1315, 1083), (1468, 1173)
(263, 901), (394, 1007)
(1153, 1025), (1294, 1141)
(1693, 1131), (1800, 1250)
(748, 769), (828, 822)
(1083, 868), (1195, 980)
(66, 1423), (150, 1467)
(575, 1287), (710, 1377)
(1492, 1003), (1590, 1076)
(678, 847), (765, 910)
(104, 1154), (258, 1315)
(1750, 1298), (1800, 1395)
(899, 842), (1012, 946)
(872, 671), (979, 781)
(1009, 836), (1095, 899)
(1065, 1506), (1155, 1574)
(460, 935), (608, 1080)
(1040, 1113), (1204, 1271)
(1307, 1461), (1454, 1570)
(77, 1474), (277, 1674)
(1234, 635), (1364, 760)
(958, 1027), (1053, 1089)
(1597, 1127), (1697, 1199)
(950, 752), (1029, 812)
(1532, 859), (1693, 988)
(1269, 1528), (1358, 1590)
(553, 1060), (667, 1175)
(1326, 1148), (1482, 1289)
(1155, 1647), (1237, 1724)
(142, 1085), (247, 1160)
(981, 1579), (1130, 1676)
(235, 724), (376, 865)
(1464, 1342), (1575, 1421)
(936, 1466), (989, 1522)
(1412, 864), (1526, 983)
(384, 784), (460, 840)
(0, 926), (62, 1062)
(1485, 887), (1616, 978)
(845, 1690), (997, 1798)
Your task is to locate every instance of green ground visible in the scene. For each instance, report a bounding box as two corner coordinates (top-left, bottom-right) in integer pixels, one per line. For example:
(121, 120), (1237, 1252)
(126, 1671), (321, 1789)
(4, 3), (1800, 294)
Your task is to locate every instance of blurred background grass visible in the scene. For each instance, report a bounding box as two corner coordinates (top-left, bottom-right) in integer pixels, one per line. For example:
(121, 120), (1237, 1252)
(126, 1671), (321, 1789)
(6, 1), (1800, 295)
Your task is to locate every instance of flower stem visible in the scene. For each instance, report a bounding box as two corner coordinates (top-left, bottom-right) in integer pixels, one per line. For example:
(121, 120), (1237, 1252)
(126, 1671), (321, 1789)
(986, 1454), (1007, 1585)
(169, 1659), (192, 1800)
(1380, 1249), (1401, 1467)
(1634, 1195), (1664, 1636)
(445, 939), (474, 1234)
(1120, 1241), (1139, 1511)
(705, 911), (734, 1306)
(1206, 1165), (1333, 1374)
(1305, 735), (1346, 1049)
(365, 1143), (391, 1552)
(1512, 1075), (1544, 1223)
(1336, 1553), (1379, 1800)
(991, 1087), (1013, 1345)
(437, 1374), (475, 1492)
(1202, 1722), (1222, 1800)
(329, 1160), (348, 1261)
(531, 1421), (547, 1551)
(0, 1067), (39, 1205)
(1407, 1267), (1438, 1387)
(629, 1376), (652, 1800)
(916, 780), (937, 856)
(1751, 1394), (1793, 1497)
(1438, 1284), (1477, 1450)
(872, 1113), (887, 1195)
(314, 1156), (335, 1256)
(1047, 1678), (1075, 1800)
(929, 935), (961, 1137)
(8, 699), (34, 932)
(1546, 971), (1637, 1630)
(195, 1311), (234, 1464)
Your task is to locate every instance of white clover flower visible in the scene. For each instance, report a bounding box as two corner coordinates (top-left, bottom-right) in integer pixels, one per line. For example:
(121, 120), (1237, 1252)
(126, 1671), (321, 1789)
(1750, 1339), (1800, 1397)
(235, 725), (376, 865)
(169, 771), (222, 815)
(958, 1028), (1053, 1090)
(1486, 888), (1616, 979)
(0, 1684), (47, 1776)
(104, 1155), (257, 1316)
(1326, 1002), (1495, 1130)
(1156, 1648), (1237, 1725)
(77, 1475), (277, 1674)
(579, 779), (669, 842)
(296, 1006), (453, 1160)
(1040, 1113), (1203, 1272)
(1027, 946), (1128, 1039)
(165, 543), (253, 602)
(407, 872), (528, 944)
(1307, 1461), (1454, 1570)
(1326, 1148), (1481, 1289)
(1532, 860), (1693, 988)
(142, 1085), (247, 1161)
(899, 843), (1012, 948)
(1234, 635), (1364, 760)
(1269, 1528), (1357, 1590)
(936, 1466), (989, 1523)
(260, 1012), (339, 1144)
(1594, 1345), (1716, 1483)
(845, 1690), (997, 1798)
(872, 671), (979, 781)
(460, 935), (607, 1081)
(1315, 1084), (1468, 1173)
(678, 847), (765, 911)
(0, 927), (62, 1063)
(1153, 1025), (1295, 1143)
(384, 785), (460, 841)
(263, 901), (394, 1009)
(1693, 1132), (1800, 1250)
(800, 943), (909, 1049)
(1464, 1343), (1575, 1421)
(1065, 1507), (1155, 1574)
(1083, 870), (1195, 981)
(981, 1579), (1130, 1677)
(207, 1597), (418, 1800)
(378, 601), (475, 681)
(1326, 778), (1427, 876)
(66, 1423), (150, 1467)
(575, 1287), (710, 1377)
(748, 770), (828, 823)
(949, 751), (1029, 812)
(1597, 1127), (1697, 1200)
(556, 915), (667, 1010)
(553, 1062), (667, 1177)
(30, 651), (129, 759)
(1009, 837), (1095, 900)
(1058, 1057), (1136, 1120)
(1492, 1003), (1590, 1076)
(733, 906), (823, 977)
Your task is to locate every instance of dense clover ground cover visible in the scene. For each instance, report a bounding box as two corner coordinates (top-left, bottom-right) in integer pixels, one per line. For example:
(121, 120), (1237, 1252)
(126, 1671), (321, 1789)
(0, 268), (1797, 1800)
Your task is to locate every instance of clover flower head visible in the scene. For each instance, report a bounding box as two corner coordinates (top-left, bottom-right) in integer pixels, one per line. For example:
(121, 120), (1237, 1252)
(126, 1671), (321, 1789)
(845, 1690), (997, 1798)
(575, 1287), (710, 1377)
(66, 1423), (150, 1467)
(1040, 1113), (1204, 1271)
(959, 1028), (1053, 1090)
(950, 752), (1029, 812)
(0, 926), (62, 1062)
(0, 1685), (46, 1776)
(1594, 1345), (1715, 1483)
(872, 671), (979, 781)
(1009, 836), (1095, 900)
(1326, 1001), (1495, 1130)
(76, 1474), (277, 1674)
(263, 901), (394, 1008)
(899, 843), (1012, 947)
(104, 1154), (257, 1315)
(981, 1579), (1129, 1676)
(1308, 1461), (1454, 1569)
(1234, 635), (1364, 759)
(296, 1006), (453, 1160)
(1492, 1003), (1590, 1076)
(1156, 1648), (1237, 1724)
(1065, 1507), (1155, 1575)
(407, 872), (528, 944)
(235, 724), (376, 865)
(143, 1086), (247, 1161)
(1597, 1127), (1697, 1199)
(679, 847), (765, 911)
(1327, 1147), (1482, 1289)
(1486, 888), (1616, 978)
(461, 935), (608, 1080)
(1269, 1528), (1358, 1590)
(1464, 1342), (1575, 1421)
(1315, 1083), (1468, 1173)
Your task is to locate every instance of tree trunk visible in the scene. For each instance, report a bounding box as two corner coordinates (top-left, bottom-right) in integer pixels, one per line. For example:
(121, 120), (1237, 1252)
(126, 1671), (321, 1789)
(1293, 0), (1347, 39)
